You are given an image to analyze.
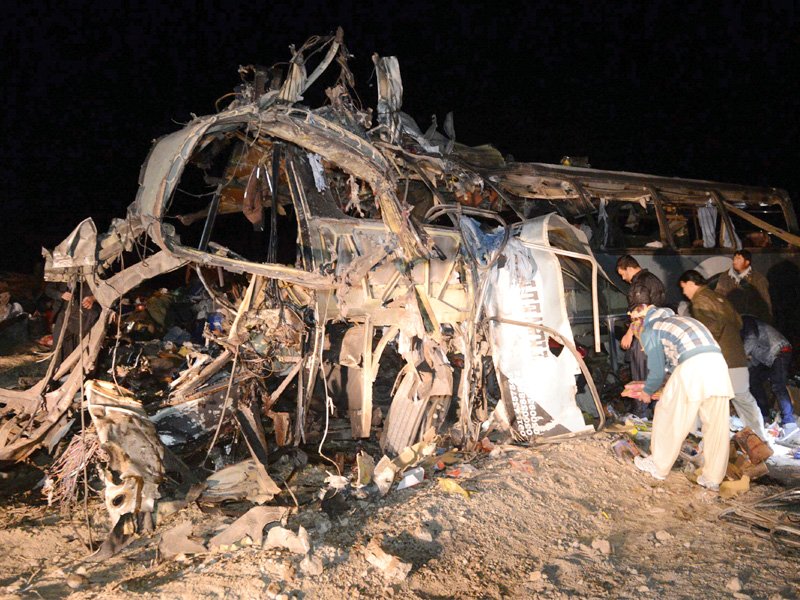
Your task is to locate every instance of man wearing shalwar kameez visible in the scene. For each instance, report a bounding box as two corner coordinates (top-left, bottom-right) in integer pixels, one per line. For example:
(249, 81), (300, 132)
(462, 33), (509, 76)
(631, 305), (734, 490)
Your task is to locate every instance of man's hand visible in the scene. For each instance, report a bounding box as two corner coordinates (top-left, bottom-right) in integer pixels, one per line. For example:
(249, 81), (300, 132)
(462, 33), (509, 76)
(621, 328), (634, 350)
(81, 295), (96, 310)
(61, 291), (72, 302)
(640, 391), (652, 404)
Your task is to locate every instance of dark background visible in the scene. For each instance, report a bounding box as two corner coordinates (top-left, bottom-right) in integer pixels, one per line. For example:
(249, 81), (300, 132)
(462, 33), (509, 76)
(2, 1), (798, 272)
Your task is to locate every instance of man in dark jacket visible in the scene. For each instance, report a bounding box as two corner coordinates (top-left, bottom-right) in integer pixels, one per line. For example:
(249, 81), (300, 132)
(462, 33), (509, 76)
(741, 315), (798, 441)
(617, 255), (666, 417)
(679, 270), (768, 441)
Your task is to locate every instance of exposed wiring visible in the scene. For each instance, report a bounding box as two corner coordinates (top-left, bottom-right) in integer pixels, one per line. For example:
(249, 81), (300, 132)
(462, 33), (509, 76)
(314, 298), (340, 476)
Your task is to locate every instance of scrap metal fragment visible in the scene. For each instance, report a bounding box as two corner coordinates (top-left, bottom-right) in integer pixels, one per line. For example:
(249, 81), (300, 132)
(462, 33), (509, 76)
(208, 506), (288, 549)
(355, 450), (374, 488)
(373, 456), (397, 496)
(159, 521), (207, 559)
(85, 380), (165, 528)
(200, 459), (281, 504)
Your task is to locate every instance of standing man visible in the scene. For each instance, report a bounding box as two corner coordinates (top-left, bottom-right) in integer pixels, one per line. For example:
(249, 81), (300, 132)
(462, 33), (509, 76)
(616, 255), (666, 417)
(631, 305), (732, 490)
(741, 315), (799, 441)
(678, 270), (769, 441)
(715, 249), (772, 323)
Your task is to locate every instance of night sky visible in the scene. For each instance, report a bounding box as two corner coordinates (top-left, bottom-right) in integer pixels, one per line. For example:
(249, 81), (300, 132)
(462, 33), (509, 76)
(2, 1), (798, 272)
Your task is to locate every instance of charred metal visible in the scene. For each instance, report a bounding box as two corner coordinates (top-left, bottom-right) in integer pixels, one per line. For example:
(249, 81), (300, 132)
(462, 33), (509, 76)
(1, 29), (643, 540)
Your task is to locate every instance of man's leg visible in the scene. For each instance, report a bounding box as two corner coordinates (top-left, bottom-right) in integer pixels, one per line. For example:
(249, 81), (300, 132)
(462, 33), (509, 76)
(649, 365), (700, 478)
(629, 338), (649, 417)
(769, 352), (797, 426)
(729, 367), (768, 440)
(748, 364), (771, 419)
(697, 395), (731, 486)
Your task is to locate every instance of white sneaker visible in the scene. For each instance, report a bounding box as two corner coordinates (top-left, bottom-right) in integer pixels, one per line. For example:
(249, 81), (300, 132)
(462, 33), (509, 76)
(696, 474), (719, 491)
(634, 456), (666, 480)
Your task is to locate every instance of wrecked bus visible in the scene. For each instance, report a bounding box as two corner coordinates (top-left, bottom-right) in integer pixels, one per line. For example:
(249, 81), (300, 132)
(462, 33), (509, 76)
(16, 29), (799, 537)
(0, 30), (625, 481)
(498, 161), (800, 302)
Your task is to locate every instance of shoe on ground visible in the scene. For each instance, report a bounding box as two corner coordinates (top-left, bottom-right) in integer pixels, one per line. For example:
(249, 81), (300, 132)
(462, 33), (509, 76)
(633, 456), (666, 480)
(696, 474), (720, 491)
(778, 421), (800, 443)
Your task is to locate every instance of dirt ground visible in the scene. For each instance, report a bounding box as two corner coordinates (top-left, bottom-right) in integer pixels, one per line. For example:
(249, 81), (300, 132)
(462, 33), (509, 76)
(1, 348), (799, 599)
(0, 428), (798, 600)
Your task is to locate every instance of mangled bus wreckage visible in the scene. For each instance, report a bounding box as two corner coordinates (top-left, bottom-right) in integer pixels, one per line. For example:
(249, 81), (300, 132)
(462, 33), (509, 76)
(0, 30), (673, 530)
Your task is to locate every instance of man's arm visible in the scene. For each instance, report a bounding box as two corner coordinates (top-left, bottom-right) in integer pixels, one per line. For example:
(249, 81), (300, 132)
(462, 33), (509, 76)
(714, 274), (733, 297)
(753, 272), (773, 316)
(642, 333), (667, 395)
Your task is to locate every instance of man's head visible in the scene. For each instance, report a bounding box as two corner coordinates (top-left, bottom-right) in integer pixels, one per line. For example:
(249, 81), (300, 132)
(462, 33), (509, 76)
(616, 255), (641, 283)
(732, 249), (752, 273)
(678, 270), (707, 300)
(628, 303), (652, 321)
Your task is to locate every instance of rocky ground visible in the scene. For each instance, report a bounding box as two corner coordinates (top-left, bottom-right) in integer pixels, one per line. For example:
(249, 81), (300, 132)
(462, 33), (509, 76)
(0, 428), (798, 600)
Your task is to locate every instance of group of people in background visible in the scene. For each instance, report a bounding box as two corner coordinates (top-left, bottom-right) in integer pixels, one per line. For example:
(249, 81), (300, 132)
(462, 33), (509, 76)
(615, 250), (798, 491)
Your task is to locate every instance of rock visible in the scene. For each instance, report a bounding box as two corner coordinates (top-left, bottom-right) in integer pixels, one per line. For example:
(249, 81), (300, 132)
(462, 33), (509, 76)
(529, 570), (542, 582)
(413, 526), (433, 543)
(300, 554), (324, 576)
(364, 537), (412, 581)
(265, 581), (282, 598)
(264, 526), (311, 555)
(66, 573), (89, 590)
(726, 577), (742, 593)
(637, 585), (650, 592)
(313, 514), (332, 535)
(591, 539), (612, 555)
(281, 561), (297, 581)
(655, 530), (673, 542)
(733, 594), (751, 600)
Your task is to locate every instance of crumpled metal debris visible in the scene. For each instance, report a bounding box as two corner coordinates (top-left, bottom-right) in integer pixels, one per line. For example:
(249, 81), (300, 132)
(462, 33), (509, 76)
(199, 459), (281, 505)
(85, 380), (164, 528)
(0, 29), (623, 558)
(209, 506), (288, 549)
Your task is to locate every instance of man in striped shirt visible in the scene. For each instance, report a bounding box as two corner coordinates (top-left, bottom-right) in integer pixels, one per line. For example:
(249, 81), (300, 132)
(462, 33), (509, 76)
(631, 305), (734, 490)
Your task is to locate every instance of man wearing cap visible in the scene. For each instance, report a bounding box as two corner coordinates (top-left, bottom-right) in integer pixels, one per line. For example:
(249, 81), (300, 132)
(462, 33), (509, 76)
(616, 255), (666, 417)
(678, 270), (769, 442)
(631, 305), (733, 490)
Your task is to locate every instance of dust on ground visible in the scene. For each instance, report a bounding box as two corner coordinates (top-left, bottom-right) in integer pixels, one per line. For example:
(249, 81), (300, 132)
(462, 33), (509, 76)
(0, 345), (49, 389)
(1, 433), (798, 600)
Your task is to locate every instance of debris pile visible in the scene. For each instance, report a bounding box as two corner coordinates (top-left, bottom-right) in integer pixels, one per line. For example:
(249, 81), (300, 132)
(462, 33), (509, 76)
(0, 28), (622, 561)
